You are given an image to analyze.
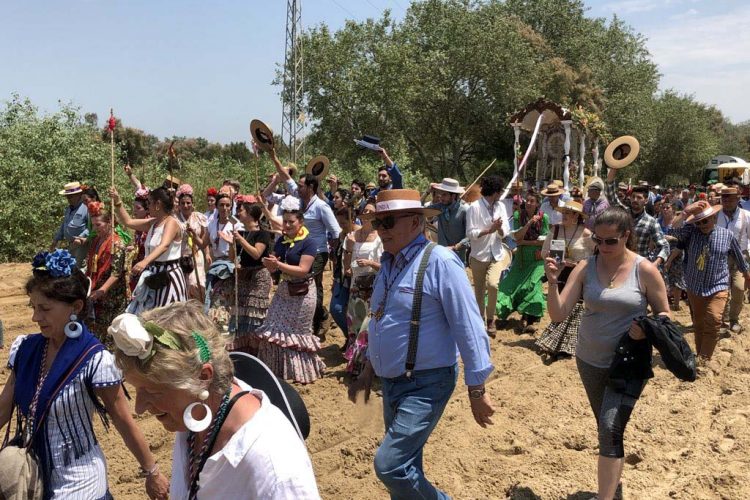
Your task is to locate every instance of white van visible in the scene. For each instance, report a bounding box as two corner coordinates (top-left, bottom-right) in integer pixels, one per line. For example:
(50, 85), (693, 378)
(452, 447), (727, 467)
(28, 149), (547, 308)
(702, 155), (748, 185)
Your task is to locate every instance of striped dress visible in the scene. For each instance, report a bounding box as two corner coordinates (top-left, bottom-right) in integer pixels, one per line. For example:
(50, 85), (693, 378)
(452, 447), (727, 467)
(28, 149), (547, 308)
(8, 335), (122, 499)
(145, 220), (188, 307)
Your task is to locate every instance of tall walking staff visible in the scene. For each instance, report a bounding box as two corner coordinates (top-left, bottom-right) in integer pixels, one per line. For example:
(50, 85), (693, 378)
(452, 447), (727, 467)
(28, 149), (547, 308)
(108, 110), (116, 252)
(460, 159), (497, 200)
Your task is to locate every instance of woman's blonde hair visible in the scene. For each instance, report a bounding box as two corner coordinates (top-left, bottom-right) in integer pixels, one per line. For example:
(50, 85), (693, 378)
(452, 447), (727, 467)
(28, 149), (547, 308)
(114, 301), (234, 397)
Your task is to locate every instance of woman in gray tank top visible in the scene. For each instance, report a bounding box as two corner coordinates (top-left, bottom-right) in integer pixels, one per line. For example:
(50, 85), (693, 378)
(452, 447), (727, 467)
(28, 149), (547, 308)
(545, 207), (670, 500)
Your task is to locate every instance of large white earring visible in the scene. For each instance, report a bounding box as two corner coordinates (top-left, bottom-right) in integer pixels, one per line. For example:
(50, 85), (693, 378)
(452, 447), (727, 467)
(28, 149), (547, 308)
(183, 391), (212, 432)
(64, 313), (83, 339)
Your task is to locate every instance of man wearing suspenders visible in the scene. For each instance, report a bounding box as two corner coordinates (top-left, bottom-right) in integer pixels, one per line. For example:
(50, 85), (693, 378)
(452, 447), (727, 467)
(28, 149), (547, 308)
(348, 189), (495, 499)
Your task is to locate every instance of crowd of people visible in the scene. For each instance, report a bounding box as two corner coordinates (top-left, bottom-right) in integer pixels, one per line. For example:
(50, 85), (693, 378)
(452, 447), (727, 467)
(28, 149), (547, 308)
(2, 132), (749, 499)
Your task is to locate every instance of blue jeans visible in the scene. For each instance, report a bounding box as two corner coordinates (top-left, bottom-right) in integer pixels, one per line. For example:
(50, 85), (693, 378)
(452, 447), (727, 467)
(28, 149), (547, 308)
(329, 280), (350, 336)
(375, 364), (457, 500)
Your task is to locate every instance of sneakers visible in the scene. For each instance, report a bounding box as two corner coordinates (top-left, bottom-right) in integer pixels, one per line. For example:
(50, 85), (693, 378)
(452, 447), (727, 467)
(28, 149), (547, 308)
(730, 322), (743, 334)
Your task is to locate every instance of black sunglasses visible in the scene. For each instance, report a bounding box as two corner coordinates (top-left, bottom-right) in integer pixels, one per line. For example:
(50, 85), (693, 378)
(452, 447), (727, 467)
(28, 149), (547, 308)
(591, 234), (623, 246)
(371, 213), (415, 230)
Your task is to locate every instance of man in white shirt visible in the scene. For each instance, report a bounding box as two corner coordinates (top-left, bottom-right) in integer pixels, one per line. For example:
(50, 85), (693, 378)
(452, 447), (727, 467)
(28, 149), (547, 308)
(716, 185), (750, 333)
(740, 184), (750, 211)
(539, 183), (565, 225)
(466, 175), (511, 337)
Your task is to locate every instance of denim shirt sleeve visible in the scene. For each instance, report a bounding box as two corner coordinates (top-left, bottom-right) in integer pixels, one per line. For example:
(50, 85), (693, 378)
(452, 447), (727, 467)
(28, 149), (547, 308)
(389, 162), (403, 189)
(434, 252), (494, 385)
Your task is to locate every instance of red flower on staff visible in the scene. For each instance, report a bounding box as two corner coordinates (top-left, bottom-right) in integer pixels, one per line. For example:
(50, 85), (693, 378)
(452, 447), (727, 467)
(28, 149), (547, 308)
(108, 110), (116, 132)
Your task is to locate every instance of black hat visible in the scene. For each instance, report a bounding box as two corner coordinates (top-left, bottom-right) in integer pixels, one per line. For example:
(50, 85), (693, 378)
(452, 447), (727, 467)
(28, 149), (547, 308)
(354, 134), (382, 152)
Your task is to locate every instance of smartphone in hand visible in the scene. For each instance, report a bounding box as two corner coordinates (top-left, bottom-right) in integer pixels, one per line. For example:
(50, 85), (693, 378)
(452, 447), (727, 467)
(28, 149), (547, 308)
(549, 239), (566, 264)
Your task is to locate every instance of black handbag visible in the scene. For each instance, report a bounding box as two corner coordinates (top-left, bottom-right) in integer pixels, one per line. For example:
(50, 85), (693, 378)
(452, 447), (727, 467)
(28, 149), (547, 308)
(179, 255), (195, 275)
(286, 279), (310, 297)
(144, 270), (170, 290)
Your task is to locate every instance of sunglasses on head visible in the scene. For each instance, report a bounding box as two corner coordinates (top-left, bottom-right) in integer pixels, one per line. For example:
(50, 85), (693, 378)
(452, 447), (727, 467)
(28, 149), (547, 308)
(591, 234), (623, 246)
(371, 213), (415, 230)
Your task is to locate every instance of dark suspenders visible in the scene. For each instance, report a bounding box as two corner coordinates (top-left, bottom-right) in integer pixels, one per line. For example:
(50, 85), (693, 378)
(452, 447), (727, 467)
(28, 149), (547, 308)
(405, 243), (436, 377)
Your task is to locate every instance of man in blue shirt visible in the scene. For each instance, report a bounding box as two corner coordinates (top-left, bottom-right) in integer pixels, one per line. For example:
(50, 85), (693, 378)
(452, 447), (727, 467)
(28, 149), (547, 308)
(349, 189), (495, 499)
(427, 178), (469, 262)
(51, 182), (90, 268)
(371, 147), (403, 196)
(298, 174), (342, 338)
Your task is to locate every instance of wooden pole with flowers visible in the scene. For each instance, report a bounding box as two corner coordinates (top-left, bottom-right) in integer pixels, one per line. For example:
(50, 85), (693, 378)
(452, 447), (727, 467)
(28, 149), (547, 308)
(108, 109), (116, 252)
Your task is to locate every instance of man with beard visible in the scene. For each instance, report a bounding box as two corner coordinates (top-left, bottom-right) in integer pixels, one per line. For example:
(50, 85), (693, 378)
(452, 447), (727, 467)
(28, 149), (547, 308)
(372, 147), (403, 196)
(607, 169), (670, 265)
(427, 178), (469, 261)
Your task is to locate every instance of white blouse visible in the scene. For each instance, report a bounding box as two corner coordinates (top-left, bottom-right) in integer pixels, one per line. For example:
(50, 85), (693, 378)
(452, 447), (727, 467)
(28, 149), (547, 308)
(9, 335), (123, 500)
(170, 379), (320, 499)
(350, 235), (383, 279)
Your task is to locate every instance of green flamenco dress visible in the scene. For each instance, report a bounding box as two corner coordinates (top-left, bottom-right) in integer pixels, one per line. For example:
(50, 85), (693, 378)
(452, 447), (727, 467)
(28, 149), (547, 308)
(496, 210), (549, 321)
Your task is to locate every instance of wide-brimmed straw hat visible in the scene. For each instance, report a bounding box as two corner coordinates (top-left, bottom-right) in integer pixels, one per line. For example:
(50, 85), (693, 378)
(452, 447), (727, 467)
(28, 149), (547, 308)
(250, 119), (275, 153)
(604, 136), (640, 169)
(685, 200), (721, 224)
(721, 186), (740, 195)
(431, 178), (465, 194)
(555, 200), (588, 218)
(305, 155), (330, 180)
(360, 189), (441, 220)
(59, 182), (83, 196)
(540, 183), (564, 197)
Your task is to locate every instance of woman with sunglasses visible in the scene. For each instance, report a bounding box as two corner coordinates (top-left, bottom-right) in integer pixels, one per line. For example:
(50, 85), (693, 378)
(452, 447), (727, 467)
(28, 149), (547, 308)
(257, 195), (326, 384)
(545, 207), (669, 500)
(535, 201), (594, 361)
(496, 190), (549, 333)
(343, 201), (383, 376)
(659, 202), (687, 311)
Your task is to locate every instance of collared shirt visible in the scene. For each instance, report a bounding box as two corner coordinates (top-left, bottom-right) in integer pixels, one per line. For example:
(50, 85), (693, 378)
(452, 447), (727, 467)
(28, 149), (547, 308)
(582, 197), (610, 229)
(632, 210), (670, 262)
(606, 180), (628, 211)
(716, 208), (750, 251)
(540, 198), (564, 225)
(265, 179), (300, 205)
(465, 197), (511, 262)
(740, 199), (750, 211)
(54, 201), (89, 242)
(367, 235), (494, 385)
(303, 196), (341, 254)
(170, 379), (320, 499)
(428, 200), (468, 258)
(673, 225), (749, 296)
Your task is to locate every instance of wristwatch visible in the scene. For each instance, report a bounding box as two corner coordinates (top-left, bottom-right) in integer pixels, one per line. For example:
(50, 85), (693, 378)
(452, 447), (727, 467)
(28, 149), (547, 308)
(468, 387), (485, 399)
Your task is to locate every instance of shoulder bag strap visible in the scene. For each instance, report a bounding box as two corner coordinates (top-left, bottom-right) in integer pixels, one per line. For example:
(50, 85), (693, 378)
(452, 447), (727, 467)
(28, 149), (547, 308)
(28, 344), (101, 448)
(405, 243), (437, 377)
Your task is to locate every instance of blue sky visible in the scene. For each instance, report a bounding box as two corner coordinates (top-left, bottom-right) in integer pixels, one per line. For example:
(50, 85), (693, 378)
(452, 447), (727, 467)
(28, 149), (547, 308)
(2, 0), (748, 144)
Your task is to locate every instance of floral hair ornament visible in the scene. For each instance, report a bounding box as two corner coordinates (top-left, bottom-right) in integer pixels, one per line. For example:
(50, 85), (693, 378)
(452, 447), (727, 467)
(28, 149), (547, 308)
(87, 201), (105, 217)
(32, 249), (77, 278)
(176, 184), (194, 199)
(280, 195), (301, 212)
(206, 187), (218, 197)
(109, 313), (184, 363)
(135, 187), (151, 201)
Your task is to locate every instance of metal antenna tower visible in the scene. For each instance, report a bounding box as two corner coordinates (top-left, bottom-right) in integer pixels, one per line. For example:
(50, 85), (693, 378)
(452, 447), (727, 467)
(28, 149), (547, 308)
(281, 0), (305, 163)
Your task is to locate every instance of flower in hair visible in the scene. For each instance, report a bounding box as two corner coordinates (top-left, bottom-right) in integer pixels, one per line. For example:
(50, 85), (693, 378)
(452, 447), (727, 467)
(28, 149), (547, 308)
(206, 187), (218, 197)
(176, 184), (194, 198)
(280, 195), (301, 212)
(87, 201), (104, 217)
(135, 187), (151, 200)
(34, 249), (77, 277)
(109, 313), (185, 362)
